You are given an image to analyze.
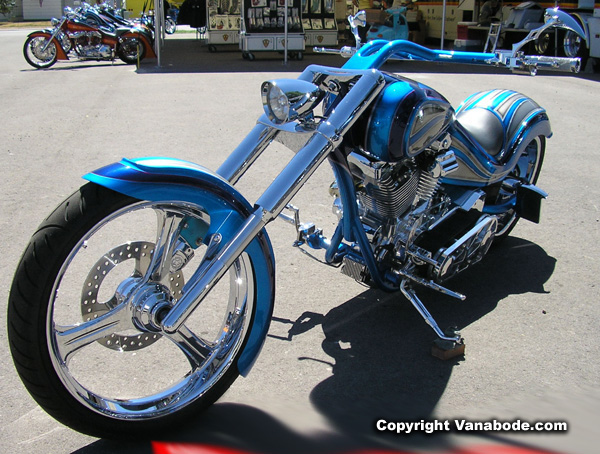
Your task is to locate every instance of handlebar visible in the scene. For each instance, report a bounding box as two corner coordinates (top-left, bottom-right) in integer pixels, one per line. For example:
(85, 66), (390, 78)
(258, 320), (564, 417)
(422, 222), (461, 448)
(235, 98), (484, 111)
(316, 9), (582, 76)
(315, 39), (580, 75)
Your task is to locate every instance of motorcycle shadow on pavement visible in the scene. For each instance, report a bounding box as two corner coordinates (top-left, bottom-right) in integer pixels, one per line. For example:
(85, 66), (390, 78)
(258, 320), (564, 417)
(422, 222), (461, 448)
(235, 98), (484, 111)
(21, 62), (130, 71)
(75, 236), (555, 454)
(307, 235), (556, 434)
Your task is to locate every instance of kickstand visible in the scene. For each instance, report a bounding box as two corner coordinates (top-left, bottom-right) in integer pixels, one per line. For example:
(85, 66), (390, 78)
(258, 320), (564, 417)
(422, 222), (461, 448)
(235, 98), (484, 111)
(432, 327), (465, 360)
(400, 280), (465, 360)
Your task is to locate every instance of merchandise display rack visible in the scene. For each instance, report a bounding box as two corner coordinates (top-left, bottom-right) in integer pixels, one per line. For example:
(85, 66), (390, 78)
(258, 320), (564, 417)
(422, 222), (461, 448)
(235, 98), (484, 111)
(206, 0), (242, 52)
(301, 0), (337, 47)
(239, 0), (305, 60)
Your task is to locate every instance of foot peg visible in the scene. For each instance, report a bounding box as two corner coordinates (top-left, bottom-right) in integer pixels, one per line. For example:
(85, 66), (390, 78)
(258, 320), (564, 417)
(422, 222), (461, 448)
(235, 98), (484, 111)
(279, 204), (329, 250)
(432, 327), (465, 360)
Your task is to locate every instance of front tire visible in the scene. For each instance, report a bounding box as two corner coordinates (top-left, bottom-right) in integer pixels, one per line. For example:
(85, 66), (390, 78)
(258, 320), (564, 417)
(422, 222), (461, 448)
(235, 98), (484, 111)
(23, 35), (58, 69)
(8, 183), (262, 437)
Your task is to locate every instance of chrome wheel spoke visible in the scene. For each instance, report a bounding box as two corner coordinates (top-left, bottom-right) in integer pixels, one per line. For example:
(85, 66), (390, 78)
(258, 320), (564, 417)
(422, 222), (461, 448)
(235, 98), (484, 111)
(54, 303), (129, 364)
(166, 325), (214, 369)
(145, 208), (185, 284)
(133, 245), (153, 278)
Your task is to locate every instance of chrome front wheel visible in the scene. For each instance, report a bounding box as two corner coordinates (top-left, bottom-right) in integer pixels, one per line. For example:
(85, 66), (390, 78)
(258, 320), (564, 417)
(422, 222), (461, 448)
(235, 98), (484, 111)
(8, 183), (262, 437)
(165, 17), (177, 34)
(23, 35), (58, 69)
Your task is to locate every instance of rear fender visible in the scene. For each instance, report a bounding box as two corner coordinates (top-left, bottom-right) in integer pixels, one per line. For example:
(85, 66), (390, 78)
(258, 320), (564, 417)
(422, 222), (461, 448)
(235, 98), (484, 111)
(503, 114), (551, 172)
(447, 90), (551, 186)
(27, 31), (69, 60)
(121, 31), (156, 58)
(546, 8), (586, 41)
(83, 157), (274, 376)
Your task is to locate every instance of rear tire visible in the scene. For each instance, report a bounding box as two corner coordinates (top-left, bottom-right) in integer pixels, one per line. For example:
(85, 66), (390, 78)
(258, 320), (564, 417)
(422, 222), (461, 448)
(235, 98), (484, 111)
(494, 136), (545, 242)
(8, 183), (263, 438)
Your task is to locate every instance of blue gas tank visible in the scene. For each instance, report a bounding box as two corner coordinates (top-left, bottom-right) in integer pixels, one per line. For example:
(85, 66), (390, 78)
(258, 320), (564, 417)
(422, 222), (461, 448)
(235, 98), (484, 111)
(365, 76), (454, 162)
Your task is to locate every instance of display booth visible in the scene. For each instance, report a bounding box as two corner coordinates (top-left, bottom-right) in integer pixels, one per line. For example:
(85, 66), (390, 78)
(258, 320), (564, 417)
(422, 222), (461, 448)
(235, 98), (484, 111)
(301, 0), (338, 47)
(240, 0), (305, 60)
(206, 0), (242, 50)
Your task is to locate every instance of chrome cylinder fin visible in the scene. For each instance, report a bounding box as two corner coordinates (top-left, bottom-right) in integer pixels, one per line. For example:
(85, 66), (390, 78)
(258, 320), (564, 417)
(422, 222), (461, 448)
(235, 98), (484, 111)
(414, 170), (440, 205)
(358, 169), (420, 221)
(413, 151), (458, 205)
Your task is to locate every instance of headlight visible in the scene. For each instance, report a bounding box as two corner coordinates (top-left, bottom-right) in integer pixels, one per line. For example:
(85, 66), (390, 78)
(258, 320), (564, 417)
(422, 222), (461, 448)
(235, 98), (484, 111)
(261, 79), (324, 125)
(51, 17), (60, 26)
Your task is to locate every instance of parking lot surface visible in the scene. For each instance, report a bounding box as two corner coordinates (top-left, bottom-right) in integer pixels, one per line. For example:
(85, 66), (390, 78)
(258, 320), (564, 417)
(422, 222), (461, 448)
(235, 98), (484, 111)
(1, 28), (599, 454)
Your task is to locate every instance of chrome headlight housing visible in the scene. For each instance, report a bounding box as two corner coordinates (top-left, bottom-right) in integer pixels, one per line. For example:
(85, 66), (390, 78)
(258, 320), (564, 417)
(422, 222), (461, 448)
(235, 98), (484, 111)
(261, 79), (324, 125)
(51, 17), (60, 26)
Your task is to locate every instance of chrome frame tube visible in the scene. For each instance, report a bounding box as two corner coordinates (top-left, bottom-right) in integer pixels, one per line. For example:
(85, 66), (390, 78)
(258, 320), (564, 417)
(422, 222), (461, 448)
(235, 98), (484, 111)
(256, 132), (335, 219)
(41, 18), (67, 52)
(258, 67), (385, 218)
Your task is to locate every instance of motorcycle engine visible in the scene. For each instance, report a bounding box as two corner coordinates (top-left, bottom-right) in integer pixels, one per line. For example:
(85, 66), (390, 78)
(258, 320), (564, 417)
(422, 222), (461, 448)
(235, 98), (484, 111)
(71, 31), (112, 59)
(340, 144), (497, 285)
(346, 142), (458, 241)
(331, 75), (502, 285)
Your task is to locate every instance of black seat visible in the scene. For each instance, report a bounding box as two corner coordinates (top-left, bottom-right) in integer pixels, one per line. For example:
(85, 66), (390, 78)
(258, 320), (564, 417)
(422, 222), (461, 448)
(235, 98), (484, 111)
(456, 107), (504, 157)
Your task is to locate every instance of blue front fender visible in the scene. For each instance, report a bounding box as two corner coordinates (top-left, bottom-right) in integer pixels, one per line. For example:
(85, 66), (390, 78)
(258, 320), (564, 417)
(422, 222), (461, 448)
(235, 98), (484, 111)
(84, 157), (275, 376)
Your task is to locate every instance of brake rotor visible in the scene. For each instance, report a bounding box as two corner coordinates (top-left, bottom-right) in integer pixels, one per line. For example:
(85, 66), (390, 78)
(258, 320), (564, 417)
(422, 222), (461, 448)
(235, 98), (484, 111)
(80, 241), (185, 351)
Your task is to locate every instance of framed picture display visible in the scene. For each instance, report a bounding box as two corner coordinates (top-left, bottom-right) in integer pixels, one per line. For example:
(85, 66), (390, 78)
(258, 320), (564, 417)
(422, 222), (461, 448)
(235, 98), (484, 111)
(311, 18), (323, 29)
(310, 0), (321, 14)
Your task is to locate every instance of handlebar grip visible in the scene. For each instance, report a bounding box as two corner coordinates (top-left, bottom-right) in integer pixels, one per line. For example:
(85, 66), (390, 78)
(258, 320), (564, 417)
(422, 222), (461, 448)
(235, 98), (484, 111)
(520, 55), (581, 73)
(495, 52), (581, 75)
(314, 46), (356, 58)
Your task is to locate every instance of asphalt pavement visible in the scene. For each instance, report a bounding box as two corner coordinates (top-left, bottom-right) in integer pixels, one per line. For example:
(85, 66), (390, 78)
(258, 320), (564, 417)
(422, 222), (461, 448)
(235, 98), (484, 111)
(1, 28), (599, 454)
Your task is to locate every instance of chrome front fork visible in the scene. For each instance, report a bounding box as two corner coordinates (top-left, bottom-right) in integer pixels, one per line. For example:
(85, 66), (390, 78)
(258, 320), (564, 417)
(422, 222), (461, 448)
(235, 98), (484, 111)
(160, 66), (385, 333)
(41, 20), (66, 53)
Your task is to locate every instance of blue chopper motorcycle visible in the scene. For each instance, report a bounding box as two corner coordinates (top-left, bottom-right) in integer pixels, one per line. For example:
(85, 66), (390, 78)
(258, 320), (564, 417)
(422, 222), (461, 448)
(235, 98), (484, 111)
(7, 8), (582, 438)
